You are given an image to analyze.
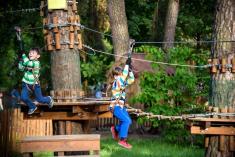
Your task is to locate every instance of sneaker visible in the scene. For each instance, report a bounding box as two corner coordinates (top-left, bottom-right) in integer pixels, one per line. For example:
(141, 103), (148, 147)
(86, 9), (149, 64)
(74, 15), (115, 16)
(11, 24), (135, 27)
(110, 126), (118, 140)
(28, 106), (37, 115)
(118, 140), (132, 149)
(48, 96), (54, 108)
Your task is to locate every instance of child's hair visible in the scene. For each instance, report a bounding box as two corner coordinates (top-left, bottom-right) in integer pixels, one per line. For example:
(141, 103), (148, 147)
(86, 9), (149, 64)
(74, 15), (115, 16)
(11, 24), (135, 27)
(112, 66), (123, 76)
(30, 47), (40, 54)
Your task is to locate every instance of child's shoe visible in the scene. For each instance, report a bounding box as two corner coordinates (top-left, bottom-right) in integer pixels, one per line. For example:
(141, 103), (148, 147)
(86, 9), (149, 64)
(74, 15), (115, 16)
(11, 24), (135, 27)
(28, 106), (37, 115)
(110, 125), (118, 140)
(118, 139), (132, 149)
(48, 96), (54, 108)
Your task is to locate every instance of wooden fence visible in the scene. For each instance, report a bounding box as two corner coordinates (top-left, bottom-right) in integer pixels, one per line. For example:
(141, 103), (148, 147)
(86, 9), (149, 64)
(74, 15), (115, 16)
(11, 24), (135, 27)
(0, 107), (53, 157)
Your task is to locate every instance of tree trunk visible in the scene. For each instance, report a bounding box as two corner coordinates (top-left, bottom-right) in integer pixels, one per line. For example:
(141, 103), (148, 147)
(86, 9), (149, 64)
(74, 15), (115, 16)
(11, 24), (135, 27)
(51, 50), (81, 90)
(87, 0), (109, 50)
(45, 2), (83, 135)
(108, 0), (129, 62)
(150, 0), (160, 41)
(207, 0), (235, 157)
(49, 10), (81, 90)
(163, 0), (179, 50)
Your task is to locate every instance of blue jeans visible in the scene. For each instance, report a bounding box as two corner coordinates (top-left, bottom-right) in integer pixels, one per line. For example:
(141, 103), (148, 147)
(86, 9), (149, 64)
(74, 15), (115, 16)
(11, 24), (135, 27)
(113, 106), (132, 139)
(21, 82), (50, 109)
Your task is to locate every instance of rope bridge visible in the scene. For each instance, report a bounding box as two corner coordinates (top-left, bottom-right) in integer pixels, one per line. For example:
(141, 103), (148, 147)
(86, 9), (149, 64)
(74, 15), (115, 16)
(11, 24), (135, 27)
(126, 106), (235, 120)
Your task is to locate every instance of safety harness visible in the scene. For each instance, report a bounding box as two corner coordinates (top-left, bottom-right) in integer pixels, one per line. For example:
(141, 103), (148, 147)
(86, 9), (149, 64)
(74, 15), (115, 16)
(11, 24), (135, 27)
(110, 39), (135, 109)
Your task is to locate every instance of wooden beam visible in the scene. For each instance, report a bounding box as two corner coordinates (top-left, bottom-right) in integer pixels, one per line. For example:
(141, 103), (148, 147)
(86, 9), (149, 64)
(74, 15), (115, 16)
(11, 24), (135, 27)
(20, 101), (111, 106)
(72, 106), (85, 113)
(28, 111), (113, 120)
(94, 104), (110, 112)
(98, 111), (113, 118)
(191, 126), (235, 135)
(188, 118), (235, 123)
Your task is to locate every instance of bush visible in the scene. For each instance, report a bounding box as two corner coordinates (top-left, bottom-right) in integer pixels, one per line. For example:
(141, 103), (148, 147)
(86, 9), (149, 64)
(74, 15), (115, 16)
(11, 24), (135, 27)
(132, 45), (210, 144)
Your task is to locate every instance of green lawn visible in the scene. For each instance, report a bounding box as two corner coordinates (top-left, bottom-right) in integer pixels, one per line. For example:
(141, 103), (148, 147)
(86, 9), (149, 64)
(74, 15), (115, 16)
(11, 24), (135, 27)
(31, 136), (204, 157)
(101, 137), (204, 157)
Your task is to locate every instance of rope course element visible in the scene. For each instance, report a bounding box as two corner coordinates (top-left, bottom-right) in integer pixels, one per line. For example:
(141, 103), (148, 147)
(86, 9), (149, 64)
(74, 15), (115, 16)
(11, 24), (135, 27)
(135, 40), (235, 44)
(6, 8), (40, 13)
(19, 22), (235, 44)
(127, 106), (235, 120)
(9, 15), (235, 70)
(83, 44), (211, 68)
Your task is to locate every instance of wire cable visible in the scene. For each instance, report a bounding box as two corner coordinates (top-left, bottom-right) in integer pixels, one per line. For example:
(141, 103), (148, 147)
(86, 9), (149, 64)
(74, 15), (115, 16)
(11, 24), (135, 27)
(83, 44), (211, 68)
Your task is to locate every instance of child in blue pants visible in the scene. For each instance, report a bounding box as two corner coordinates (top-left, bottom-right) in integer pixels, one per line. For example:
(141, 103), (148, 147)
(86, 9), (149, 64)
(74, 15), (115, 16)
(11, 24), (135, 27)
(110, 57), (134, 149)
(18, 48), (53, 114)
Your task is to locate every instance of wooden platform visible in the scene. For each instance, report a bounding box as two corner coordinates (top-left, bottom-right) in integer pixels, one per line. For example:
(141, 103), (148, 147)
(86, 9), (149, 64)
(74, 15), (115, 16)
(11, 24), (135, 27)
(187, 118), (235, 135)
(20, 98), (113, 120)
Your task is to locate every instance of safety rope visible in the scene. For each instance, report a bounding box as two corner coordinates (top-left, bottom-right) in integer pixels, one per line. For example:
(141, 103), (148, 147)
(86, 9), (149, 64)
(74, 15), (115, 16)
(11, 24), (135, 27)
(83, 44), (211, 68)
(127, 106), (235, 120)
(6, 8), (40, 13)
(18, 22), (235, 44)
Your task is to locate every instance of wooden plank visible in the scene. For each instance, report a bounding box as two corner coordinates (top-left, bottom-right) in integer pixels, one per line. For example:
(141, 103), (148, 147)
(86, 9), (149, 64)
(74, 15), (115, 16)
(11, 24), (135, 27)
(66, 121), (72, 135)
(191, 126), (235, 135)
(189, 118), (235, 122)
(98, 111), (113, 118)
(21, 140), (100, 153)
(59, 121), (65, 135)
(20, 101), (111, 106)
(49, 120), (53, 135)
(22, 135), (100, 141)
(73, 106), (85, 113)
(58, 152), (65, 156)
(94, 104), (109, 112)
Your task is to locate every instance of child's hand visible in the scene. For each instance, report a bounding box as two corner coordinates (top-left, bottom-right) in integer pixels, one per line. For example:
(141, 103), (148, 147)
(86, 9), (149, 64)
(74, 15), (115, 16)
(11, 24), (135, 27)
(126, 57), (132, 66)
(19, 50), (26, 57)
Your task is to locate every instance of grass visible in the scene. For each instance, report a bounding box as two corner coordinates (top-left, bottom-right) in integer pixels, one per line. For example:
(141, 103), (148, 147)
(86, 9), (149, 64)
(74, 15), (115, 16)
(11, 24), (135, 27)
(30, 136), (204, 157)
(101, 137), (204, 157)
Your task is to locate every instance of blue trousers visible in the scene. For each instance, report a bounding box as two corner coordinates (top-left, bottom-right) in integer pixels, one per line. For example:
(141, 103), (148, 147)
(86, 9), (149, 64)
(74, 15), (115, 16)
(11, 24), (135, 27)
(21, 82), (50, 109)
(113, 106), (132, 139)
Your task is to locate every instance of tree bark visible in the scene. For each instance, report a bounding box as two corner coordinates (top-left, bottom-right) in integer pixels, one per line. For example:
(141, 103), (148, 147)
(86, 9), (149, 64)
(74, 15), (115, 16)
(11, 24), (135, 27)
(51, 50), (81, 90)
(207, 0), (235, 157)
(45, 2), (83, 134)
(49, 9), (81, 90)
(150, 0), (160, 41)
(108, 0), (129, 62)
(163, 0), (179, 50)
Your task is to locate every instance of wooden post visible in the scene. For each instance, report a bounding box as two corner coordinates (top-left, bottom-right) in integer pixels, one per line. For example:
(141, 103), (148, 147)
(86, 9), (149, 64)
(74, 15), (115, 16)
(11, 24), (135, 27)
(219, 107), (227, 151)
(72, 0), (77, 12)
(53, 16), (61, 50)
(69, 16), (75, 49)
(231, 58), (235, 73)
(205, 136), (209, 148)
(221, 58), (226, 73)
(71, 90), (77, 102)
(211, 59), (218, 73)
(46, 33), (53, 51)
(75, 15), (82, 50)
(228, 107), (235, 151)
(58, 121), (65, 135)
(66, 121), (72, 135)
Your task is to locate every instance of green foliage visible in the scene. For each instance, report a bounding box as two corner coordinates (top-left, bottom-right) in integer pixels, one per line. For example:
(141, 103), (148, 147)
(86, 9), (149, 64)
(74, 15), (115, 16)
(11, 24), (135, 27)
(177, 0), (214, 42)
(81, 55), (110, 85)
(132, 45), (209, 143)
